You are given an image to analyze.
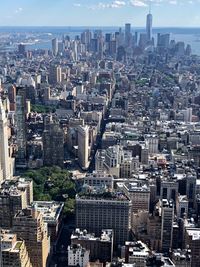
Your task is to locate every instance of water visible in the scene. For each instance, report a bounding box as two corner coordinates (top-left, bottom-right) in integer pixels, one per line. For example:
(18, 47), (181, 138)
(0, 26), (200, 55)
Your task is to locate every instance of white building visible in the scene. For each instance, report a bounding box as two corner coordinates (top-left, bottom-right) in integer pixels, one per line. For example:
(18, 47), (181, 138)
(0, 100), (12, 182)
(78, 125), (90, 170)
(146, 135), (159, 154)
(68, 244), (90, 267)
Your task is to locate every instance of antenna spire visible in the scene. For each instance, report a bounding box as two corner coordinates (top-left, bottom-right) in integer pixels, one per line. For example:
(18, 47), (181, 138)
(149, 1), (151, 14)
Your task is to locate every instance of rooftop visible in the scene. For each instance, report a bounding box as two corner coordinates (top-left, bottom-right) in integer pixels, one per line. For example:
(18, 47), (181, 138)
(71, 229), (113, 242)
(186, 228), (200, 240)
(31, 201), (64, 223)
(77, 191), (130, 202)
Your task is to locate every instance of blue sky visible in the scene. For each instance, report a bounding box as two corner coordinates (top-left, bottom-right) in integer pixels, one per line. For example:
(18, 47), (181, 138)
(1, 0), (200, 27)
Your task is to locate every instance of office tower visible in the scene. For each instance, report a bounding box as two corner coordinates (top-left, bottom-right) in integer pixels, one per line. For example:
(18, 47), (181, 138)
(81, 30), (91, 51)
(185, 228), (200, 267)
(78, 125), (89, 170)
(18, 43), (26, 55)
(161, 200), (174, 253)
(186, 174), (196, 209)
(146, 13), (153, 42)
(8, 85), (16, 111)
(125, 23), (131, 47)
(157, 33), (170, 48)
(15, 88), (27, 168)
(146, 135), (158, 154)
(0, 178), (33, 228)
(139, 33), (148, 49)
(58, 41), (64, 54)
(175, 41), (185, 56)
(52, 38), (58, 56)
(105, 33), (112, 43)
(43, 116), (64, 168)
(49, 65), (62, 84)
(0, 99), (11, 182)
(76, 192), (132, 245)
(160, 180), (178, 201)
(90, 38), (98, 53)
(186, 44), (192, 56)
(0, 230), (32, 267)
(13, 208), (50, 267)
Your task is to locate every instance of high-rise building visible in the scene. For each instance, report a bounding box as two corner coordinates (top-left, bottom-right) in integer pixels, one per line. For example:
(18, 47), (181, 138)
(0, 230), (33, 267)
(146, 13), (153, 42)
(0, 99), (11, 182)
(161, 199), (174, 253)
(18, 43), (26, 55)
(13, 208), (50, 267)
(157, 33), (170, 48)
(49, 65), (62, 84)
(0, 178), (33, 228)
(125, 23), (131, 47)
(78, 125), (89, 170)
(52, 38), (58, 56)
(43, 116), (64, 168)
(8, 85), (16, 111)
(185, 228), (200, 267)
(15, 88), (27, 168)
(76, 192), (132, 245)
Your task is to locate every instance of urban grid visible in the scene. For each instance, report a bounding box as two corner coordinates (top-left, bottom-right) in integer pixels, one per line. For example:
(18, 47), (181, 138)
(1, 1), (200, 267)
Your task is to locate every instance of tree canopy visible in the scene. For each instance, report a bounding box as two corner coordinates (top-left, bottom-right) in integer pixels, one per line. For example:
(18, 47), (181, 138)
(24, 166), (76, 216)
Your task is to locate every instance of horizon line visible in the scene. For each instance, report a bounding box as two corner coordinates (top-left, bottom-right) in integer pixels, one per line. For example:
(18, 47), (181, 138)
(0, 25), (200, 29)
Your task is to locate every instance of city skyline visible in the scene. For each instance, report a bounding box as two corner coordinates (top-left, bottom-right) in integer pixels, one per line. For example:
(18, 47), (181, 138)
(1, 0), (200, 27)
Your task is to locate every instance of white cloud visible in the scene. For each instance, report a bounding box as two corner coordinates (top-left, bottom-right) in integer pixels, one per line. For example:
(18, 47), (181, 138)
(89, 0), (126, 10)
(73, 3), (82, 7)
(130, 0), (148, 7)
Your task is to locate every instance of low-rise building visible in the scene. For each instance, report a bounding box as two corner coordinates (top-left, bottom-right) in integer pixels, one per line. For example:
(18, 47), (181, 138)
(68, 244), (90, 267)
(71, 229), (113, 262)
(125, 241), (150, 267)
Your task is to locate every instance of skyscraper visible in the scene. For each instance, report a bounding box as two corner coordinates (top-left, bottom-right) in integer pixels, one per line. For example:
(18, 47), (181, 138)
(49, 65), (62, 84)
(0, 99), (11, 182)
(52, 38), (58, 56)
(125, 23), (131, 47)
(78, 125), (89, 170)
(146, 12), (153, 42)
(15, 88), (27, 168)
(161, 199), (174, 253)
(43, 116), (64, 168)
